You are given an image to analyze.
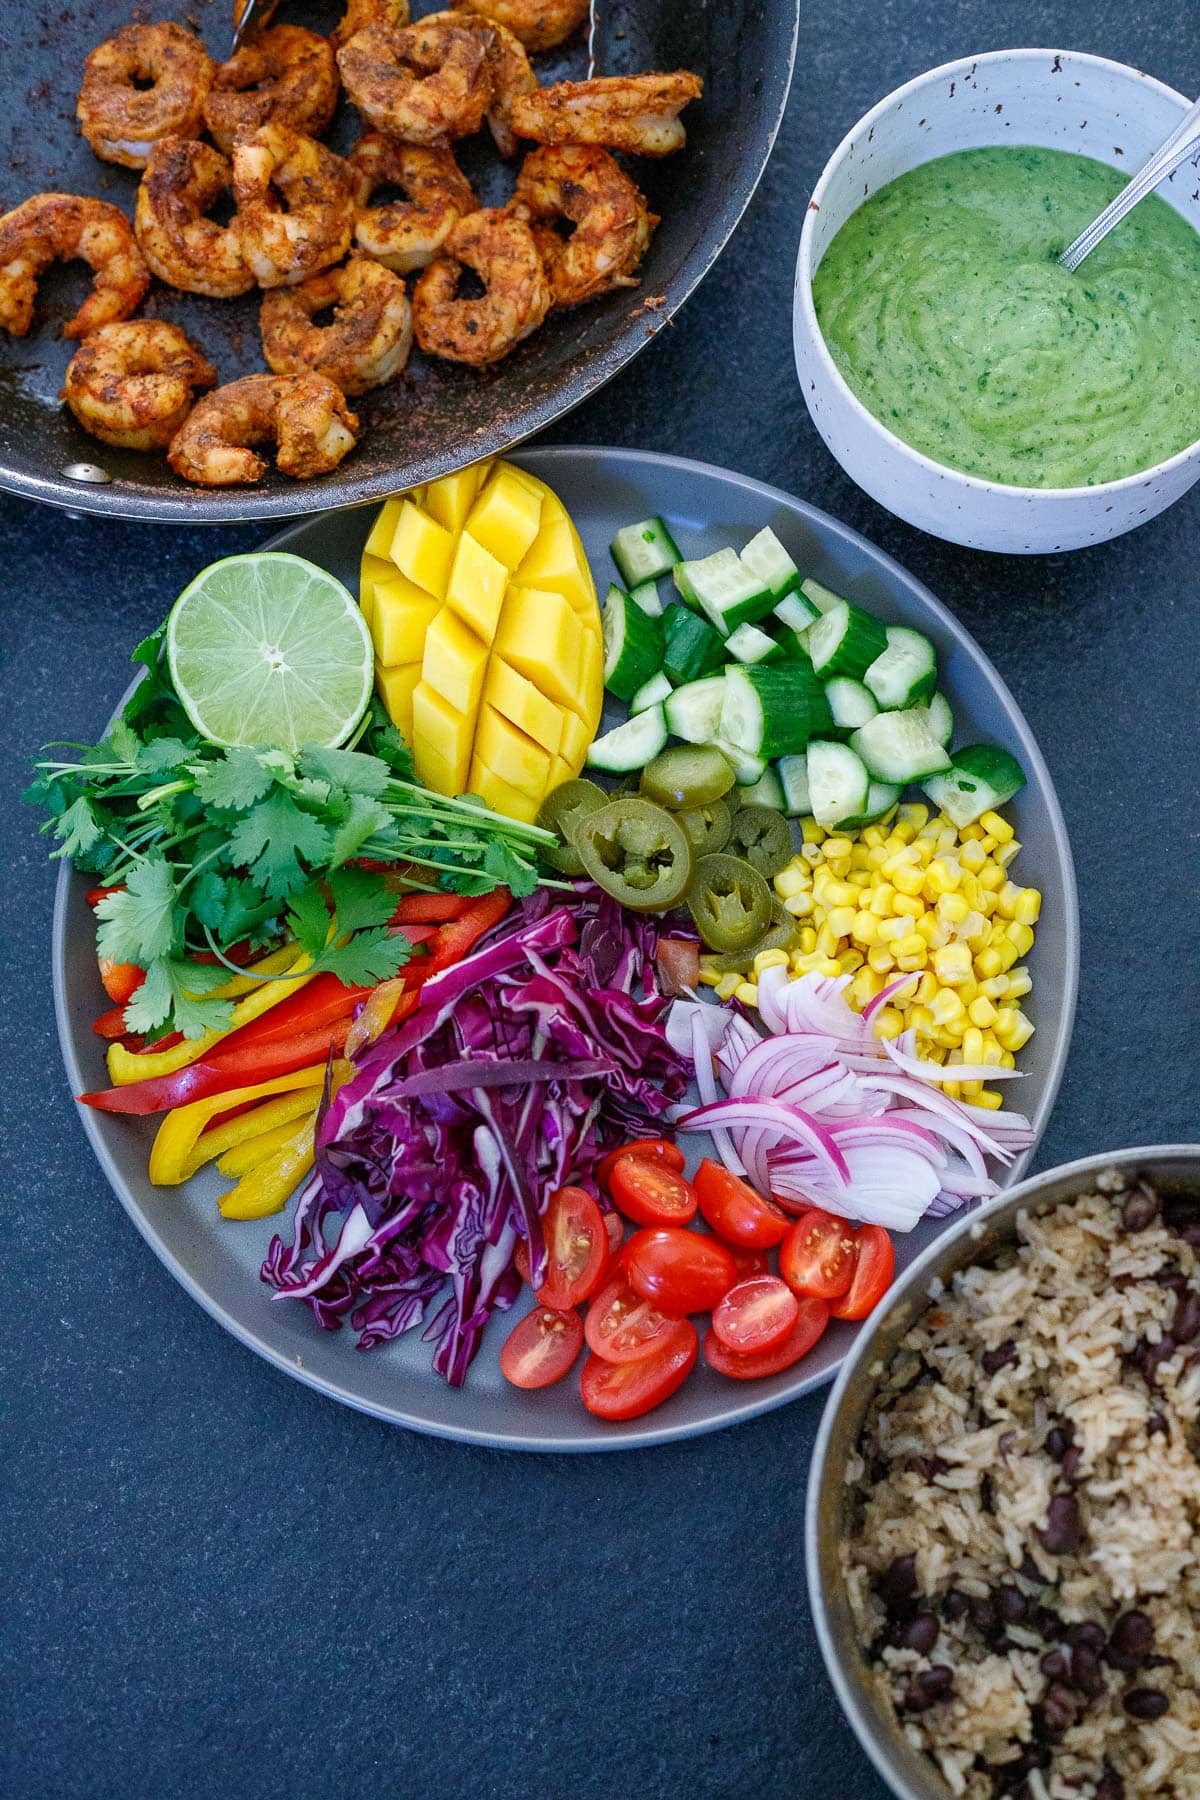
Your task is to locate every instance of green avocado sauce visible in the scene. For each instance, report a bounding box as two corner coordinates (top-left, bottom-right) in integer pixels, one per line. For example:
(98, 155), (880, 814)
(812, 145), (1200, 488)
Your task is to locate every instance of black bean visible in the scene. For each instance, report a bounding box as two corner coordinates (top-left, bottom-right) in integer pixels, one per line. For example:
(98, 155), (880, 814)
(1094, 1765), (1125, 1800)
(1045, 1423), (1075, 1459)
(1154, 1265), (1188, 1290)
(901, 1611), (940, 1654)
(875, 1553), (918, 1609)
(942, 1589), (969, 1623)
(901, 1665), (954, 1712)
(996, 1584), (1027, 1624)
(1106, 1611), (1155, 1671)
(1070, 1643), (1106, 1698)
(1123, 1687), (1169, 1720)
(1033, 1604), (1062, 1638)
(1122, 1185), (1160, 1232)
(982, 1338), (1018, 1375)
(980, 1473), (996, 1513)
(1038, 1493), (1082, 1556)
(1035, 1682), (1079, 1738)
(969, 1593), (999, 1636)
(1061, 1443), (1083, 1483)
(1147, 1411), (1168, 1437)
(1040, 1649), (1070, 1681)
(1172, 1289), (1200, 1344)
(1133, 1335), (1176, 1385)
(1066, 1621), (1108, 1653)
(911, 1454), (948, 1480)
(1019, 1553), (1043, 1582)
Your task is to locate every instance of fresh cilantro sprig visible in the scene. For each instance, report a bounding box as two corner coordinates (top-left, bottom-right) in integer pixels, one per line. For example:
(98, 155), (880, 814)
(26, 637), (558, 1040)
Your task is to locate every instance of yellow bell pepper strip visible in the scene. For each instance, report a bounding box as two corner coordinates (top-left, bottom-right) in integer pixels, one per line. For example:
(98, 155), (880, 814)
(148, 1064), (327, 1186)
(217, 1116), (318, 1221)
(182, 1086), (322, 1182)
(344, 975), (409, 1060)
(217, 1117), (315, 1180)
(107, 945), (312, 1085)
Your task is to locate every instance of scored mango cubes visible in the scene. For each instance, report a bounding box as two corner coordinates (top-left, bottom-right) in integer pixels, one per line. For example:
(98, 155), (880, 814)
(360, 460), (604, 822)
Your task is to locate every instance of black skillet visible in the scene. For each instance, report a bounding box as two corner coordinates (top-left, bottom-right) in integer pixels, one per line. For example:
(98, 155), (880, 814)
(0, 0), (798, 521)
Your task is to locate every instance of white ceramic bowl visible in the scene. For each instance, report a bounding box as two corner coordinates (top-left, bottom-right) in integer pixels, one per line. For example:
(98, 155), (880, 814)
(794, 49), (1200, 554)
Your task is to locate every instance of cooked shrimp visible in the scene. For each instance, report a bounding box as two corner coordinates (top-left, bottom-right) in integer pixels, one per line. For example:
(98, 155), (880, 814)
(349, 132), (476, 272)
(449, 0), (587, 53)
(511, 71), (703, 156)
(513, 145), (655, 307)
(168, 372), (359, 485)
(412, 206), (550, 365)
(204, 25), (338, 154)
(337, 18), (493, 144)
(421, 10), (537, 157)
(260, 256), (412, 393)
(62, 320), (217, 450)
(233, 123), (357, 288)
(76, 22), (213, 169)
(331, 0), (411, 50)
(135, 138), (254, 299)
(0, 194), (149, 339)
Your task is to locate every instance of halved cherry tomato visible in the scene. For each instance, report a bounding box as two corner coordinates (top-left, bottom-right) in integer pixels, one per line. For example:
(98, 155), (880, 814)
(579, 1321), (698, 1420)
(693, 1158), (789, 1249)
(830, 1224), (895, 1321)
(584, 1274), (683, 1364)
(704, 1296), (830, 1379)
(536, 1186), (608, 1310)
(711, 1276), (799, 1355)
(596, 1138), (685, 1188)
(603, 1209), (625, 1256)
(780, 1207), (857, 1300)
(99, 956), (143, 1006)
(607, 1157), (697, 1228)
(727, 1245), (770, 1282)
(623, 1227), (737, 1316)
(499, 1305), (584, 1389)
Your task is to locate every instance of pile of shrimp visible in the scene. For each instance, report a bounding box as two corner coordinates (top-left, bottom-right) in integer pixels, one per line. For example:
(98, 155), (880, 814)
(0, 1), (702, 487)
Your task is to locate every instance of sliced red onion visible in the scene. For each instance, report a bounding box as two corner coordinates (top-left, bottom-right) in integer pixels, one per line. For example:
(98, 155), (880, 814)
(677, 1097), (851, 1189)
(861, 972), (920, 1024)
(755, 961), (792, 1035)
(769, 1143), (938, 1230)
(690, 1010), (745, 1177)
(667, 998), (728, 1060)
(856, 1072), (1009, 1159)
(882, 1036), (1024, 1085)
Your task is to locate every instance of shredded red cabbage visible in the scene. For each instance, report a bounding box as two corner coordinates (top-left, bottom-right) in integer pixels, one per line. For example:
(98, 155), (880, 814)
(260, 887), (689, 1385)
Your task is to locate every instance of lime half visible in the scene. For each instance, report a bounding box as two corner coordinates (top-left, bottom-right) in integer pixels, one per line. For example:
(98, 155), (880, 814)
(166, 552), (373, 753)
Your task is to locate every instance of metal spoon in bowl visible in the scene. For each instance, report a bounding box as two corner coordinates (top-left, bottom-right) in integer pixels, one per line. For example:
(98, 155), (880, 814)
(1059, 94), (1200, 272)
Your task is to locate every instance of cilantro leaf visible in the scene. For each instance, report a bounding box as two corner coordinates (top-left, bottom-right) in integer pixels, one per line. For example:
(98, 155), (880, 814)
(285, 881), (335, 961)
(95, 857), (178, 965)
(326, 867), (397, 936)
(315, 927), (411, 988)
(299, 743), (391, 798)
(53, 796), (104, 859)
(136, 737), (194, 775)
(193, 746), (274, 812)
(85, 718), (141, 767)
(328, 792), (394, 867)
(131, 627), (165, 676)
(483, 837), (538, 897)
(124, 957), (235, 1040)
(226, 791), (332, 898)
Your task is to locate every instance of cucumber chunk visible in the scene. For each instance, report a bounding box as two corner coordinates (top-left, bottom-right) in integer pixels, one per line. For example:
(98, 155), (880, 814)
(586, 705), (668, 773)
(864, 625), (938, 709)
(923, 691), (954, 747)
(628, 578), (664, 618)
(824, 676), (878, 732)
(923, 745), (1026, 827)
(674, 547), (775, 634)
(664, 676), (728, 745)
(610, 516), (680, 587)
(799, 578), (847, 615)
(777, 754), (812, 817)
(805, 599), (889, 682)
(807, 739), (870, 829)
(630, 671), (673, 714)
(711, 737), (768, 785)
(603, 584), (665, 701)
(720, 664), (834, 758)
(740, 526), (800, 599)
(774, 592), (821, 633)
(850, 708), (953, 783)
(725, 622), (784, 665)
(662, 605), (725, 685)
(840, 781), (903, 829)
(736, 767), (787, 812)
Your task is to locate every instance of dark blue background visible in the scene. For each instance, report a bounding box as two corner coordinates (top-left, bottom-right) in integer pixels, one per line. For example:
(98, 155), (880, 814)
(4, 4), (1199, 1796)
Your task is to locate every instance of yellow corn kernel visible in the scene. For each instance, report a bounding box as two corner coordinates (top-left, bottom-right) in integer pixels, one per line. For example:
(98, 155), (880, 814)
(867, 945), (896, 974)
(1000, 1050), (1016, 1069)
(959, 1077), (983, 1100)
(977, 862), (1005, 892)
(978, 1034), (1004, 1066)
(898, 802), (928, 831)
(784, 892), (815, 919)
(824, 878), (858, 908)
(1014, 889), (1042, 926)
(814, 958), (840, 977)
(996, 1008), (1035, 1052)
(913, 970), (937, 1004)
(959, 840), (988, 873)
(868, 884), (896, 918)
(735, 981), (758, 1007)
(915, 913), (945, 947)
(862, 824), (888, 848)
(878, 916), (908, 943)
(697, 963), (721, 989)
(1005, 921), (1034, 957)
(997, 938), (1022, 972)
(959, 822), (984, 842)
(753, 949), (791, 978)
(846, 870), (871, 890)
(827, 905), (857, 939)
(909, 1004), (935, 1037)
(798, 927), (818, 954)
(851, 910), (880, 947)
(974, 946), (1004, 980)
(961, 1027), (984, 1065)
(995, 839), (1022, 869)
(891, 893), (924, 919)
(1006, 969), (1033, 1000)
(895, 932), (926, 960)
(980, 810), (1014, 844)
(889, 822), (916, 846)
(936, 891), (970, 926)
(890, 862), (925, 897)
(801, 819), (826, 844)
(926, 858), (962, 897)
(848, 845), (872, 870)
(839, 949), (865, 974)
(996, 880), (1022, 919)
(968, 996), (998, 1028)
(865, 845), (889, 869)
(933, 943), (973, 985)
(973, 1088), (1004, 1110)
(775, 863), (809, 899)
(978, 974), (1007, 1000)
(930, 988), (965, 1026)
(822, 834), (853, 858)
(874, 1006), (904, 1038)
(942, 1080), (962, 1100)
(849, 969), (885, 1009)
(715, 972), (741, 1000)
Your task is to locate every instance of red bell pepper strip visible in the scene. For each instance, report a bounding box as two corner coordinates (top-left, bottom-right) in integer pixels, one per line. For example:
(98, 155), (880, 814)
(87, 885), (124, 908)
(423, 889), (511, 971)
(93, 1005), (134, 1040)
(80, 1019), (354, 1116)
(389, 893), (475, 924)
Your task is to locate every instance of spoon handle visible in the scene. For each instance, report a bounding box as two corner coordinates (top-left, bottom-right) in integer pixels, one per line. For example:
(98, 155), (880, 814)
(1059, 94), (1200, 272)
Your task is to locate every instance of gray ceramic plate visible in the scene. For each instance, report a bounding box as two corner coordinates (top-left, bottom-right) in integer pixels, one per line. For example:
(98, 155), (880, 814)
(53, 446), (1079, 1450)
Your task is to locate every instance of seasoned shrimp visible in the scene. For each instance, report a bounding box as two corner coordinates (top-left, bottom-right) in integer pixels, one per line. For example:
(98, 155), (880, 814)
(0, 194), (149, 339)
(331, 0), (411, 50)
(450, 0), (587, 53)
(260, 256), (412, 394)
(337, 18), (493, 144)
(168, 372), (359, 485)
(62, 320), (217, 451)
(233, 123), (357, 288)
(421, 10), (537, 157)
(513, 145), (656, 307)
(204, 26), (338, 154)
(413, 206), (550, 365)
(76, 23), (213, 169)
(135, 139), (254, 299)
(511, 71), (703, 156)
(349, 133), (476, 272)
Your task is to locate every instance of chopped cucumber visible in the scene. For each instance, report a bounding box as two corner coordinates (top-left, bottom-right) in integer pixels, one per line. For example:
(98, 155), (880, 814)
(630, 671), (673, 714)
(737, 767), (787, 812)
(824, 676), (878, 732)
(774, 591), (820, 633)
(674, 547), (774, 634)
(841, 782), (903, 829)
(586, 705), (668, 773)
(777, 754), (812, 817)
(720, 664), (834, 758)
(725, 621), (784, 665)
(805, 600), (889, 682)
(628, 577), (664, 618)
(807, 739), (870, 829)
(711, 737), (768, 785)
(662, 605), (725, 685)
(603, 584), (664, 701)
(864, 625), (938, 710)
(799, 578), (846, 615)
(664, 676), (727, 744)
(850, 708), (952, 783)
(610, 516), (680, 588)
(924, 691), (954, 747)
(923, 745), (1026, 827)
(740, 526), (800, 599)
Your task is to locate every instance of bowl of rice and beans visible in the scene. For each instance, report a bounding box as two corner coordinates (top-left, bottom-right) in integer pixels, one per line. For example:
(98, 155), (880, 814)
(806, 1147), (1200, 1800)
